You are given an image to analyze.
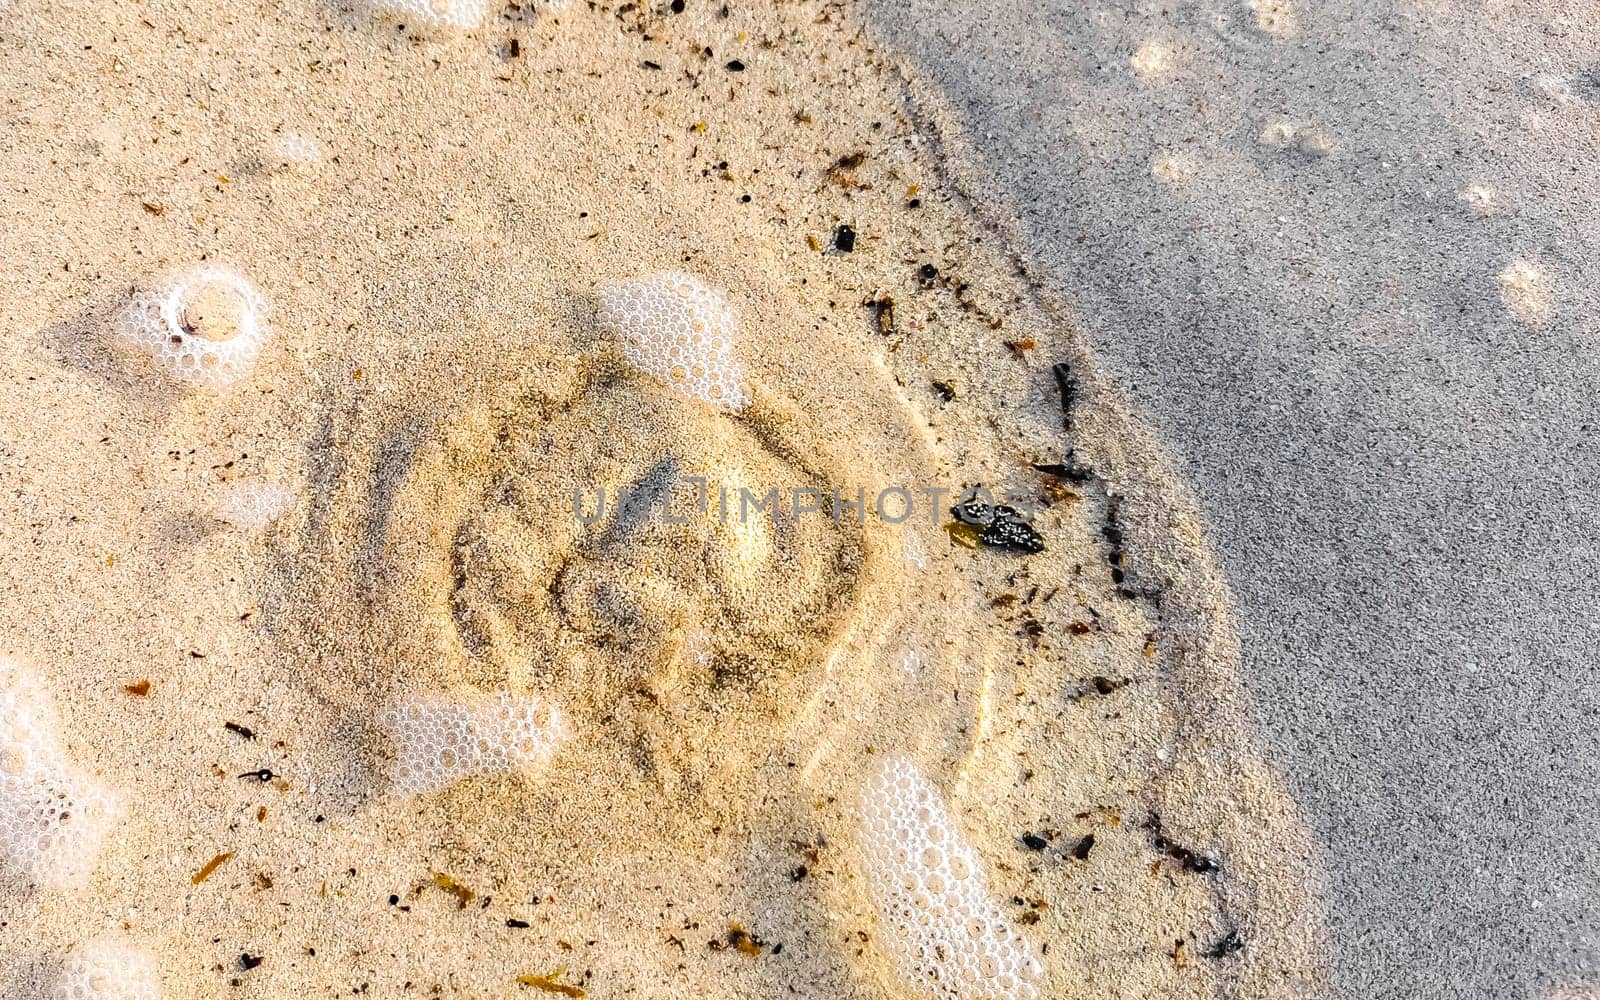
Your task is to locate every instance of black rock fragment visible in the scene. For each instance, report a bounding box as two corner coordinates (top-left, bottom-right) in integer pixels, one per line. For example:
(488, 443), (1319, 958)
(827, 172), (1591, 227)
(980, 511), (1045, 554)
(832, 224), (856, 252)
(947, 498), (1046, 554)
(1020, 833), (1049, 851)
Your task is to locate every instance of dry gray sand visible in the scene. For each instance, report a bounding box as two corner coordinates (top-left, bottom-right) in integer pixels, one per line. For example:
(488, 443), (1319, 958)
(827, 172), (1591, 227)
(2, 0), (1331, 997)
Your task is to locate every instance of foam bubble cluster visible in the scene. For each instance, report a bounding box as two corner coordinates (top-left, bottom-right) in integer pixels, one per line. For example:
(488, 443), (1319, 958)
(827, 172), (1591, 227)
(271, 132), (322, 171)
(383, 691), (566, 797)
(370, 0), (487, 29)
(858, 757), (1043, 1000)
(217, 482), (297, 529)
(0, 659), (123, 889)
(54, 938), (160, 1000)
(116, 265), (270, 387)
(597, 272), (751, 413)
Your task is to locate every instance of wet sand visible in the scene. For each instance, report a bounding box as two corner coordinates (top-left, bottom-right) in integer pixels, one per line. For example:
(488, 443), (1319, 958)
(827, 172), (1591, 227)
(1, 0), (1330, 996)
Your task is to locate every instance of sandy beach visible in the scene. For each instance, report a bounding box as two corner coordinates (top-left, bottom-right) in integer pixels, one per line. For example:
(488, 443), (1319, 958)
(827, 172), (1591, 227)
(0, 0), (1359, 996)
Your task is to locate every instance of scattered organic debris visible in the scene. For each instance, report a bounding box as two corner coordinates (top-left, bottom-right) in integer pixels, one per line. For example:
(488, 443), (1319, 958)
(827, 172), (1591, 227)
(1206, 929), (1245, 959)
(432, 871), (477, 908)
(1070, 833), (1096, 861)
(192, 851), (234, 885)
(238, 768), (274, 783)
(1069, 675), (1130, 701)
(866, 294), (895, 335)
(517, 967), (585, 997)
(827, 151), (866, 188)
(224, 721), (256, 740)
(708, 924), (765, 956)
(123, 679), (150, 696)
(1004, 337), (1036, 358)
(1144, 814), (1221, 875)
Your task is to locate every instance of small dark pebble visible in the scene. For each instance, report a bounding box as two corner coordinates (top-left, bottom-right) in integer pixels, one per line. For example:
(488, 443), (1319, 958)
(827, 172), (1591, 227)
(832, 224), (856, 253)
(1020, 833), (1049, 851)
(907, 197), (922, 208)
(1071, 833), (1096, 861)
(508, 38), (520, 57)
(670, 0), (684, 10)
(931, 380), (956, 402)
(980, 507), (1045, 555)
(224, 721), (256, 740)
(239, 954), (264, 972)
(1206, 930), (1245, 959)
(917, 262), (939, 285)
(507, 918), (531, 929)
(725, 59), (745, 71)
(642, 59), (662, 70)
(388, 894), (399, 906)
(789, 865), (809, 882)
(238, 768), (274, 783)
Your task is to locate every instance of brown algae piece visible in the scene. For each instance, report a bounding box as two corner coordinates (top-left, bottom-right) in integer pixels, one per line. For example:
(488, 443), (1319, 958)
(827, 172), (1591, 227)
(517, 967), (586, 996)
(432, 871), (476, 908)
(944, 521), (982, 549)
(192, 851), (235, 884)
(123, 679), (151, 696)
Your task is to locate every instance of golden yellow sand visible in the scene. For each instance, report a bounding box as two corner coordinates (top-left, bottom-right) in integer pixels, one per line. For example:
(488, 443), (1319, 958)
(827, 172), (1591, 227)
(0, 0), (1326, 996)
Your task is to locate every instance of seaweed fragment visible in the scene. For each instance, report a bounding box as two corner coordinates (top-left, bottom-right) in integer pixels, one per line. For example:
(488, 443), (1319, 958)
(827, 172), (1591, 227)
(432, 871), (477, 908)
(192, 851), (234, 884)
(123, 679), (151, 696)
(1032, 457), (1092, 484)
(1050, 361), (1080, 431)
(517, 967), (585, 996)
